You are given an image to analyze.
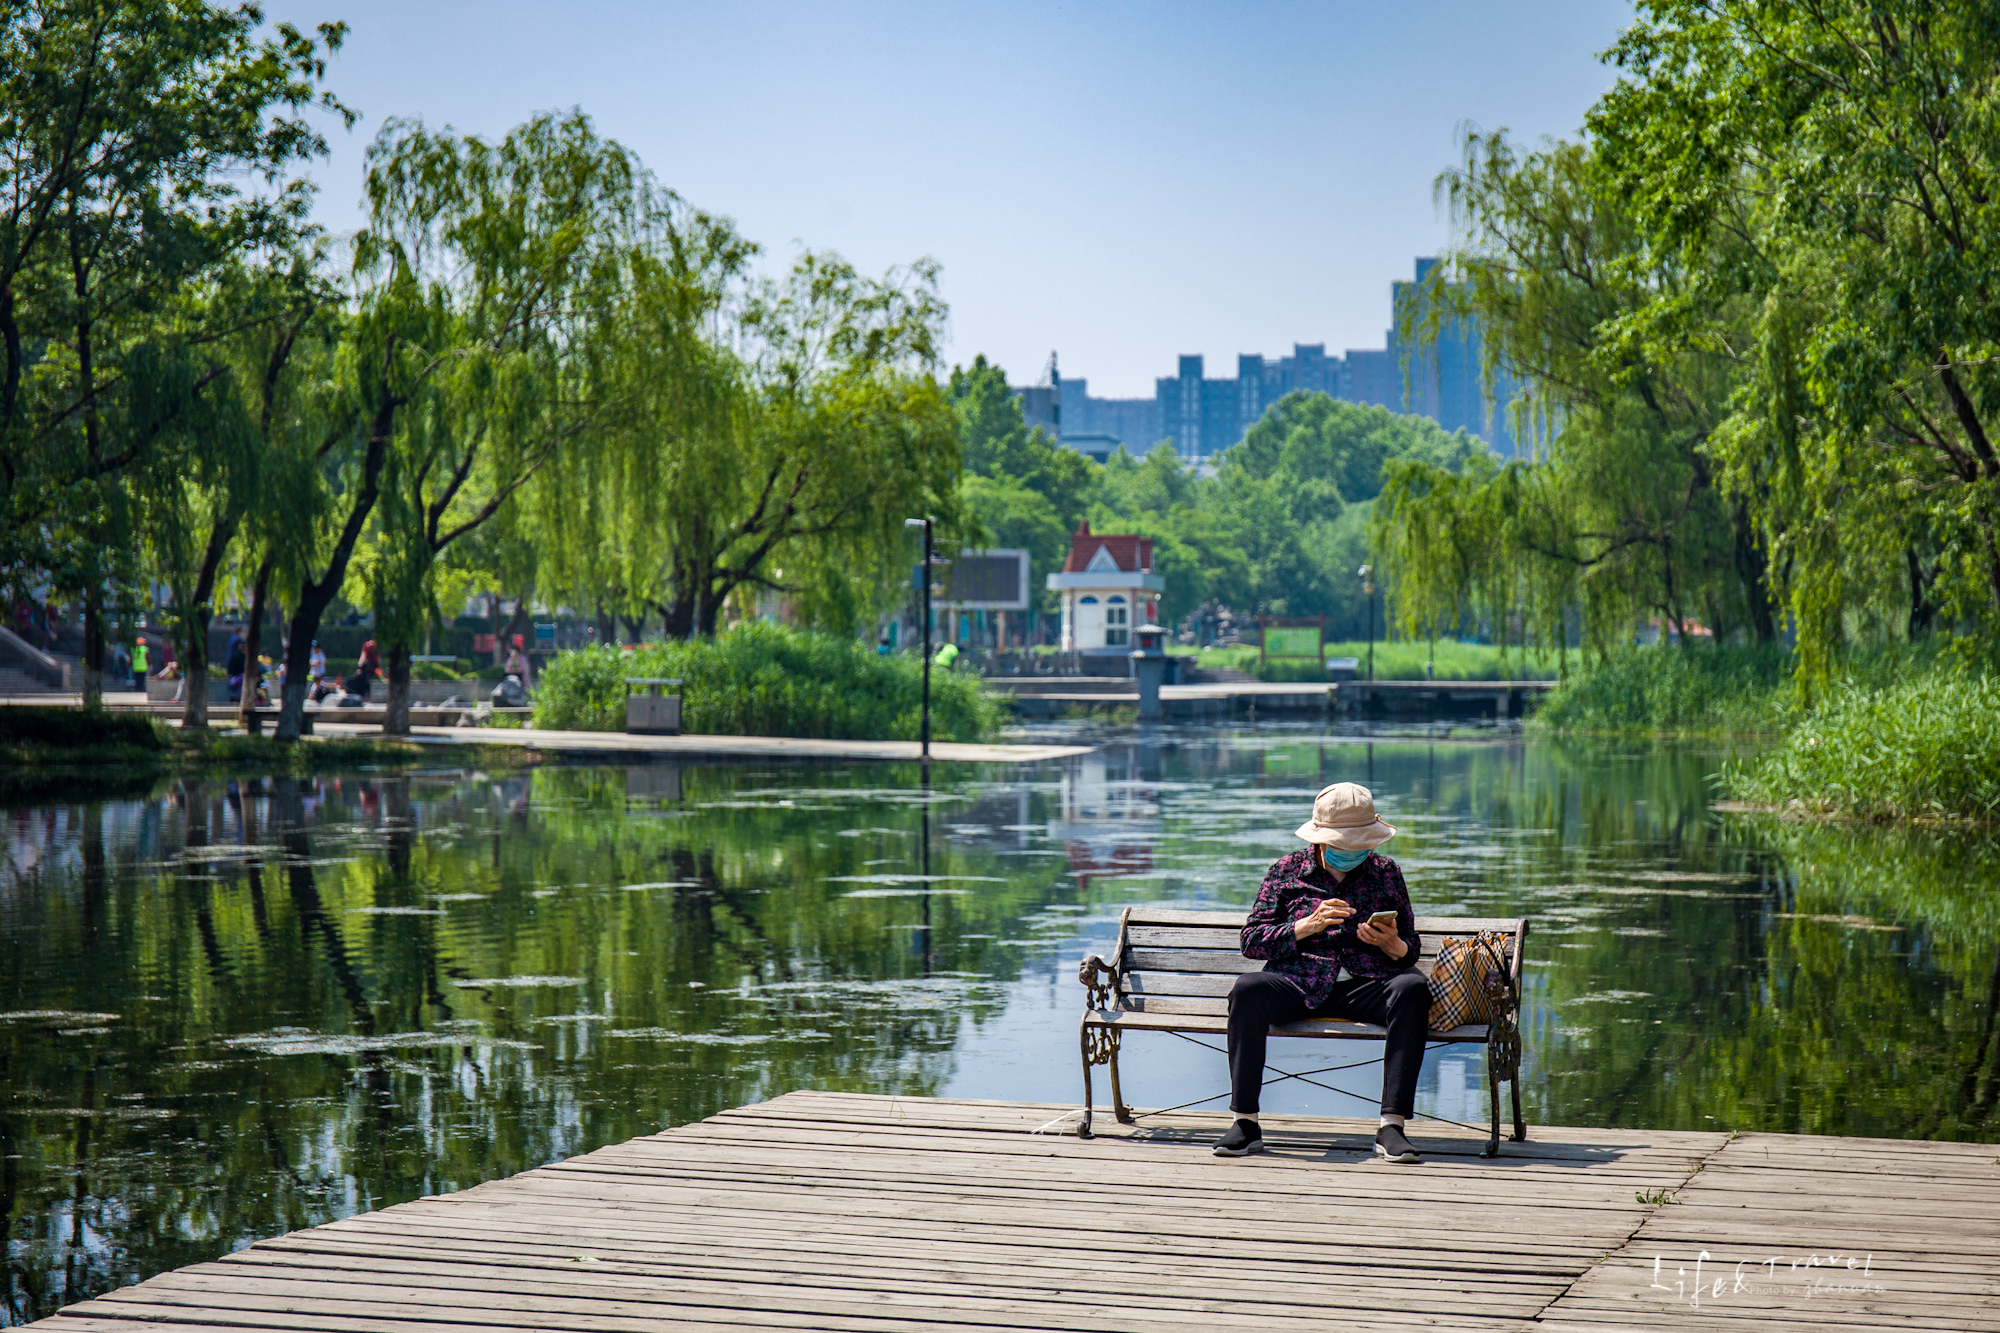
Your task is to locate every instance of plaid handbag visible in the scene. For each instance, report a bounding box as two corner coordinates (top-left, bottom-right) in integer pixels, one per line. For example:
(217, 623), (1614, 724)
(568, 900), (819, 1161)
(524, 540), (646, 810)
(1427, 930), (1513, 1030)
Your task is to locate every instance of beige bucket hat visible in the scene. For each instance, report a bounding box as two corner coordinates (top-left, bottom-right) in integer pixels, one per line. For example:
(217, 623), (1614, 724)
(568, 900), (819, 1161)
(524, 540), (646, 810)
(1294, 781), (1396, 850)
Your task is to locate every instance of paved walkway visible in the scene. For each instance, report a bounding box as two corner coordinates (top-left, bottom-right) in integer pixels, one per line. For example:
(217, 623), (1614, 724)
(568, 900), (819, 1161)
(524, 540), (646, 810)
(32, 1091), (1996, 1331)
(311, 721), (1093, 764)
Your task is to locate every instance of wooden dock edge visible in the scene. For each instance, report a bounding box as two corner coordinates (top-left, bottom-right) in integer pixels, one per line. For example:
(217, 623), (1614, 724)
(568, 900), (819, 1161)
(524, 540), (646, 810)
(33, 1091), (2000, 1332)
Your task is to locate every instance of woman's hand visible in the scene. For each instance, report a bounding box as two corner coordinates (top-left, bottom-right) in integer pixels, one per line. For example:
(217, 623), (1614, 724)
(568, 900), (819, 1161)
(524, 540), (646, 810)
(1294, 898), (1352, 941)
(1357, 918), (1408, 960)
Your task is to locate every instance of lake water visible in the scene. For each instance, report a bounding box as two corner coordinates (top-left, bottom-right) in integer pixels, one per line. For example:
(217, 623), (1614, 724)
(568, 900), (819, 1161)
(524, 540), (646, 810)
(3, 723), (1997, 1323)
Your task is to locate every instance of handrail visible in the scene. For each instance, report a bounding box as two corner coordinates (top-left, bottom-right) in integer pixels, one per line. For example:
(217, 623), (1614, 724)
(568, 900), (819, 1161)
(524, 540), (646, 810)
(0, 625), (69, 689)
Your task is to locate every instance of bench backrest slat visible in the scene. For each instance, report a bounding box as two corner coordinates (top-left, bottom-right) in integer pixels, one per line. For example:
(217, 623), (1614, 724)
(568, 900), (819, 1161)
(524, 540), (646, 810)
(1127, 948), (1264, 975)
(1111, 908), (1527, 1006)
(1126, 925), (1243, 950)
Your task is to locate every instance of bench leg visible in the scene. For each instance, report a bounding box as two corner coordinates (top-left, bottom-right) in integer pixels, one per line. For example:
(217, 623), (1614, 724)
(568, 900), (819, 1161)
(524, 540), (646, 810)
(1109, 1041), (1133, 1124)
(1510, 1075), (1527, 1142)
(1077, 1022), (1095, 1139)
(1482, 1053), (1502, 1158)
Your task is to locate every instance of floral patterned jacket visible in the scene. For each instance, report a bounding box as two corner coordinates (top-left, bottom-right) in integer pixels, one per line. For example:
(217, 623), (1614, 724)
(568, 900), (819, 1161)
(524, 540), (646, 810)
(1239, 848), (1421, 1008)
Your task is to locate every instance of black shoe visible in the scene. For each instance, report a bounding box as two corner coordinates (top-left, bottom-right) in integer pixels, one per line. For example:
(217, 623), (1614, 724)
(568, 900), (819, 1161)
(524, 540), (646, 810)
(1212, 1118), (1265, 1157)
(1375, 1123), (1420, 1163)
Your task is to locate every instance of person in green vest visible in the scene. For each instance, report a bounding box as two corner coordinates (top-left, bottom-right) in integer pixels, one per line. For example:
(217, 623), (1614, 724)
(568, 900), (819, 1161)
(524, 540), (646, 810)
(933, 642), (959, 668)
(131, 638), (149, 689)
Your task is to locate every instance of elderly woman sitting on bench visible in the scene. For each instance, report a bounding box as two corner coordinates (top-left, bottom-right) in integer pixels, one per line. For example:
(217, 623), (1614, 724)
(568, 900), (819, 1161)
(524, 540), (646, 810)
(1215, 781), (1429, 1163)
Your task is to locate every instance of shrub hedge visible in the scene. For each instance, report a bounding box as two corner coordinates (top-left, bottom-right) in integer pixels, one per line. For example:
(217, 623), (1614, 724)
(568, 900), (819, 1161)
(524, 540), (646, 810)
(0, 706), (166, 749)
(531, 623), (1003, 741)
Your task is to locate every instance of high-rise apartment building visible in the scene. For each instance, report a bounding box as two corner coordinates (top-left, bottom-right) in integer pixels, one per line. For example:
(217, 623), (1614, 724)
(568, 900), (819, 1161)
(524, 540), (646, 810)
(1018, 258), (1518, 462)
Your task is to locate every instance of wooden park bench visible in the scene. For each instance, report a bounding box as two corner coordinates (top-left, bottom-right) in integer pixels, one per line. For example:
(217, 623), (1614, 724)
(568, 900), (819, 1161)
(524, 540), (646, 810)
(1077, 908), (1529, 1154)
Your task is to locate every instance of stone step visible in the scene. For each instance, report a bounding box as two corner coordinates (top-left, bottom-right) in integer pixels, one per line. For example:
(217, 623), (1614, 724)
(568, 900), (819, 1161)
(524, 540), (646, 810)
(0, 667), (66, 695)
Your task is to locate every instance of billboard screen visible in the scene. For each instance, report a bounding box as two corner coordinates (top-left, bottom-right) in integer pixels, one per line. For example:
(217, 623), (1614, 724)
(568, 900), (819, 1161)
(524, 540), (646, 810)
(1264, 626), (1323, 659)
(937, 550), (1030, 609)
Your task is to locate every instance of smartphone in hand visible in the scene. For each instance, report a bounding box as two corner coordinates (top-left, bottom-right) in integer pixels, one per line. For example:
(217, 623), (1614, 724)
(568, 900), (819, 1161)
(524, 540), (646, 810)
(1367, 910), (1398, 930)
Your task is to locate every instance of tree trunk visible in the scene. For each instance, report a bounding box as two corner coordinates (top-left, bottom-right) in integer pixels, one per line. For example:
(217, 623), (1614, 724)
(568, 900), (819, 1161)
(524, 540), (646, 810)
(179, 515), (239, 731)
(490, 592), (504, 668)
(504, 594), (534, 658)
(382, 639), (412, 736)
(659, 592), (697, 640)
(180, 606), (212, 730)
(620, 613), (644, 644)
(1983, 526), (2000, 626)
(238, 555), (275, 734)
(385, 778), (414, 879)
(81, 583), (106, 709)
(1733, 502), (1776, 646)
(695, 588), (731, 637)
(275, 369), (398, 741)
(1907, 547), (1933, 639)
(595, 601), (614, 647)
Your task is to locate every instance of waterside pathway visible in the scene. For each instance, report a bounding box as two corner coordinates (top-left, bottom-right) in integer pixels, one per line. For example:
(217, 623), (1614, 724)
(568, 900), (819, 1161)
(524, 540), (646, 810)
(30, 1091), (2000, 1332)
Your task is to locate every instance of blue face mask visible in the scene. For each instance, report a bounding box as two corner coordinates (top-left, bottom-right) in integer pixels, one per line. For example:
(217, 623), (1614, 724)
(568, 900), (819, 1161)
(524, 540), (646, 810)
(1320, 845), (1370, 873)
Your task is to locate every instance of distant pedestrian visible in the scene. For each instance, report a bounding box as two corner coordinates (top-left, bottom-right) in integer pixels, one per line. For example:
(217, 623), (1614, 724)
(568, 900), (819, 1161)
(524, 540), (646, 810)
(225, 630), (248, 703)
(132, 639), (149, 687)
(344, 639), (381, 699)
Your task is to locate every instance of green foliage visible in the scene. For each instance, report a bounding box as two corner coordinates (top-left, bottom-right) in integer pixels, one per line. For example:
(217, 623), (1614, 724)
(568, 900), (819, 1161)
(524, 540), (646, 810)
(530, 623), (1001, 741)
(951, 355), (1092, 521)
(533, 242), (961, 642)
(956, 384), (1485, 634)
(1535, 645), (1793, 736)
(958, 474), (1071, 605)
(952, 356), (1096, 612)
(1729, 662), (2000, 822)
(0, 2), (351, 701)
(1588, 1), (2000, 687)
(1234, 393), (1481, 505)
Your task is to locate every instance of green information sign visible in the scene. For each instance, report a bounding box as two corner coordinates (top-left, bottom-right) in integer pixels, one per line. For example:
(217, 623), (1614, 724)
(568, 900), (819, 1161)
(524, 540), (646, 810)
(1264, 626), (1323, 659)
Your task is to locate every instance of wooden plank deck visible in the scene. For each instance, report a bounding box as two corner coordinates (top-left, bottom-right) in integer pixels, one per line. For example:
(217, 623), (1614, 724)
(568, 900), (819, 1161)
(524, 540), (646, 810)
(32, 1092), (2000, 1332)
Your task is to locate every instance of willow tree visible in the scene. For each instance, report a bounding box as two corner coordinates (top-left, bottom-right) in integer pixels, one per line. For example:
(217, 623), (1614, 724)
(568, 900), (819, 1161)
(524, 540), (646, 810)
(534, 250), (962, 641)
(296, 110), (652, 735)
(1591, 0), (2000, 687)
(1375, 132), (1761, 663)
(523, 204), (752, 641)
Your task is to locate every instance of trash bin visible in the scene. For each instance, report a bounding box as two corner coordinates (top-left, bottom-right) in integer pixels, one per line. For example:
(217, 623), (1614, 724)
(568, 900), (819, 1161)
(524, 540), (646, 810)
(624, 677), (683, 735)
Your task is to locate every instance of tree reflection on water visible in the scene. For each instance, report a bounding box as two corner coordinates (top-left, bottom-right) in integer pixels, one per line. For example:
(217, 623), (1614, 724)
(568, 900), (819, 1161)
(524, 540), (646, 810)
(0, 732), (1994, 1323)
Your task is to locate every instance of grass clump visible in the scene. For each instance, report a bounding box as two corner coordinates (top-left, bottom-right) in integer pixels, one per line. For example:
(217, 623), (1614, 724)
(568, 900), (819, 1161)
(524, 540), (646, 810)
(532, 622), (1003, 741)
(1200, 640), (1559, 682)
(1535, 645), (1793, 736)
(1727, 663), (2000, 822)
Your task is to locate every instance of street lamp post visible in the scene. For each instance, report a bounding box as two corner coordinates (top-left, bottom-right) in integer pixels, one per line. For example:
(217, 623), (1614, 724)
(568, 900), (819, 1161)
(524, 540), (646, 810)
(905, 517), (934, 762)
(1358, 563), (1376, 683)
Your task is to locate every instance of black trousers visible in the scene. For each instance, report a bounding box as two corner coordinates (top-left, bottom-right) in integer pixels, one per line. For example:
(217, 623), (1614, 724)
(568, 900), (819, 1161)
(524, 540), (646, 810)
(1226, 969), (1431, 1118)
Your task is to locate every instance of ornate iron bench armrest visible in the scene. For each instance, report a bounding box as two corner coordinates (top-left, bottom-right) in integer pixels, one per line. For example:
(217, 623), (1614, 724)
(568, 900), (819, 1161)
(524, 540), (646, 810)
(1077, 954), (1120, 1011)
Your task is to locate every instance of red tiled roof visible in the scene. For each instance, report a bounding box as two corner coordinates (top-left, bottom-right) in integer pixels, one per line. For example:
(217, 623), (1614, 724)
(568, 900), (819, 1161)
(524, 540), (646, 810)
(1062, 521), (1153, 574)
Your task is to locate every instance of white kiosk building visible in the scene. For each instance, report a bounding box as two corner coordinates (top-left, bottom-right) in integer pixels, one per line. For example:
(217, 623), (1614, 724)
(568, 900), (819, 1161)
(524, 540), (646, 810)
(1047, 522), (1165, 662)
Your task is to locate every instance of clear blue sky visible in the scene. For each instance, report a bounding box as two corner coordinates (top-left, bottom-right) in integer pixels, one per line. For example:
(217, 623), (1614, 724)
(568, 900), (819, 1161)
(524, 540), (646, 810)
(267, 0), (1633, 398)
